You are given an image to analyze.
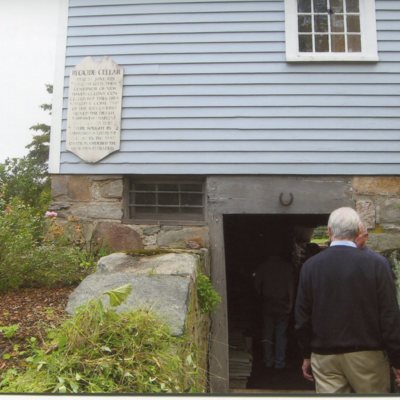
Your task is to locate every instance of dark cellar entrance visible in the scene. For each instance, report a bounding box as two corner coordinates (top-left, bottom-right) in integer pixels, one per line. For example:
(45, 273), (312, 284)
(224, 214), (328, 392)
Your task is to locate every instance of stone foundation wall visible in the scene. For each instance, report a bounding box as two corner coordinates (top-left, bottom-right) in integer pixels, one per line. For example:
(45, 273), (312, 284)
(353, 177), (400, 252)
(50, 175), (400, 253)
(50, 175), (209, 252)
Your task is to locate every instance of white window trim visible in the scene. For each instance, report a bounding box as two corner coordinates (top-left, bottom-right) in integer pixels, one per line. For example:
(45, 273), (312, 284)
(285, 0), (379, 62)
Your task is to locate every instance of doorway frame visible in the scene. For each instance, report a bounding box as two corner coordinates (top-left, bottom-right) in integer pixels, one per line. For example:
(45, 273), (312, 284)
(206, 176), (353, 392)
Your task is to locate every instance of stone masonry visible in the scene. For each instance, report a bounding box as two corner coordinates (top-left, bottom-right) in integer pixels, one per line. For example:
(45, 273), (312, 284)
(50, 175), (400, 253)
(353, 177), (400, 252)
(50, 175), (209, 252)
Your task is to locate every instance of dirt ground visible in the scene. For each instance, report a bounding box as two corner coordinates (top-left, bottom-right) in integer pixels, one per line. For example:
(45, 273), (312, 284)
(0, 287), (75, 372)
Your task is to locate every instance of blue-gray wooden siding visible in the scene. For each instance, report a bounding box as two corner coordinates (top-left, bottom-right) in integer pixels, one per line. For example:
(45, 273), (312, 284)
(59, 0), (400, 175)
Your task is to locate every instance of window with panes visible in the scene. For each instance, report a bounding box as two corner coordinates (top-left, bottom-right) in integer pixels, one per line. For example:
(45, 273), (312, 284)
(127, 179), (205, 222)
(285, 0), (378, 61)
(298, 0), (361, 53)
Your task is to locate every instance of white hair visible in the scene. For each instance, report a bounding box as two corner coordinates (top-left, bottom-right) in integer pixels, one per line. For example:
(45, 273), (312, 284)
(328, 207), (361, 240)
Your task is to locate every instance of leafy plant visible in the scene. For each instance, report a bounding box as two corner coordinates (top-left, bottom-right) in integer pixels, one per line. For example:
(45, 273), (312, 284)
(0, 199), (102, 292)
(0, 85), (52, 212)
(0, 285), (203, 393)
(0, 85), (113, 292)
(104, 284), (132, 307)
(311, 225), (329, 244)
(0, 325), (19, 340)
(196, 273), (221, 314)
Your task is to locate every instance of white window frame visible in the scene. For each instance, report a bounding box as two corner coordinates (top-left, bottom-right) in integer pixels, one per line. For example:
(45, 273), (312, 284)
(285, 0), (379, 62)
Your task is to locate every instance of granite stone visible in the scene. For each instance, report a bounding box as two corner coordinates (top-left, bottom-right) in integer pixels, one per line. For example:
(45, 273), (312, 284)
(66, 253), (199, 336)
(353, 177), (400, 196)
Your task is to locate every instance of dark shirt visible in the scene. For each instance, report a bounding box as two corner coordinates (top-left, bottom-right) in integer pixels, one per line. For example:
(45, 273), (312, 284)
(255, 255), (294, 314)
(295, 245), (400, 367)
(361, 246), (394, 278)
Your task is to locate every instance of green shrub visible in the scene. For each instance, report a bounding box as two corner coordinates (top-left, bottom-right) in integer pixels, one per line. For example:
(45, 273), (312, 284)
(0, 286), (203, 393)
(0, 199), (43, 290)
(196, 273), (221, 314)
(0, 157), (50, 212)
(311, 225), (329, 244)
(0, 198), (98, 292)
(0, 324), (19, 340)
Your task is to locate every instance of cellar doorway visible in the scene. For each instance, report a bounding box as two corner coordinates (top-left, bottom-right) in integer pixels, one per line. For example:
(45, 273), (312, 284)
(223, 214), (328, 392)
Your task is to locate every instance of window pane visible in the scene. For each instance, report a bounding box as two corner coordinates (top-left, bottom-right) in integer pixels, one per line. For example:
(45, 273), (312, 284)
(314, 0), (327, 13)
(158, 183), (178, 192)
(135, 192), (156, 204)
(298, 15), (312, 32)
(347, 34), (361, 52)
(347, 15), (360, 32)
(135, 206), (156, 214)
(346, 0), (359, 12)
(298, 0), (311, 12)
(331, 14), (344, 32)
(315, 35), (329, 51)
(181, 183), (203, 192)
(129, 179), (204, 220)
(299, 34), (313, 52)
(161, 207), (178, 214)
(181, 193), (203, 206)
(181, 207), (203, 215)
(135, 183), (155, 191)
(331, 34), (345, 52)
(314, 15), (328, 32)
(159, 193), (179, 205)
(330, 0), (343, 13)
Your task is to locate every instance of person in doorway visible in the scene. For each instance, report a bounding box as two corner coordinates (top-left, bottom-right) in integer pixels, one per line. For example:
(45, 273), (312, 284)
(254, 250), (295, 369)
(295, 207), (400, 393)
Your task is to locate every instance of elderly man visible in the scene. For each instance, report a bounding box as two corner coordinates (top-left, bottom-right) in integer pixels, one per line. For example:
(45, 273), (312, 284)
(295, 207), (400, 393)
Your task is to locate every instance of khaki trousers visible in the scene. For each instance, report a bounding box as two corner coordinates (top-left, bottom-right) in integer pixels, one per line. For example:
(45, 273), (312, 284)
(311, 351), (390, 394)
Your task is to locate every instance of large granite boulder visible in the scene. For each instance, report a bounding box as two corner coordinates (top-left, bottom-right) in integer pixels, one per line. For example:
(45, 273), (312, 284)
(66, 252), (198, 336)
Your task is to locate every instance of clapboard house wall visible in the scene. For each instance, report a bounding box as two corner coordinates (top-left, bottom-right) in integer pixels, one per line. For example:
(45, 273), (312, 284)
(54, 0), (400, 175)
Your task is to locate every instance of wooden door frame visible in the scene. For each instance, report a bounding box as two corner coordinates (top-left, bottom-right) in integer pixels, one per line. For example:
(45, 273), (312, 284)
(206, 176), (353, 393)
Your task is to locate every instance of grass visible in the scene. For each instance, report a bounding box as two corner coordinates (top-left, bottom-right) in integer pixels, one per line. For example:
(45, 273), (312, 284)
(0, 285), (205, 393)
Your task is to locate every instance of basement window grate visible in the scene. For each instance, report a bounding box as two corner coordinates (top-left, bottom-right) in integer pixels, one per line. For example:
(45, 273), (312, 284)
(128, 180), (205, 221)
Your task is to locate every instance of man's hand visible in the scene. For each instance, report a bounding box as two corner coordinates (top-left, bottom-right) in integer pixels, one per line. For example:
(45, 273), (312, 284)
(392, 368), (400, 387)
(302, 358), (314, 382)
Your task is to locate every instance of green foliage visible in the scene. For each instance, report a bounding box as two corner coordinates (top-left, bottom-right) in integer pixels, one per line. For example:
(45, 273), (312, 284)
(0, 198), (98, 292)
(0, 157), (50, 211)
(0, 286), (203, 393)
(0, 198), (44, 290)
(26, 85), (52, 173)
(25, 125), (50, 169)
(311, 226), (329, 244)
(0, 85), (105, 292)
(104, 284), (132, 307)
(196, 273), (221, 314)
(0, 325), (19, 340)
(0, 84), (52, 212)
